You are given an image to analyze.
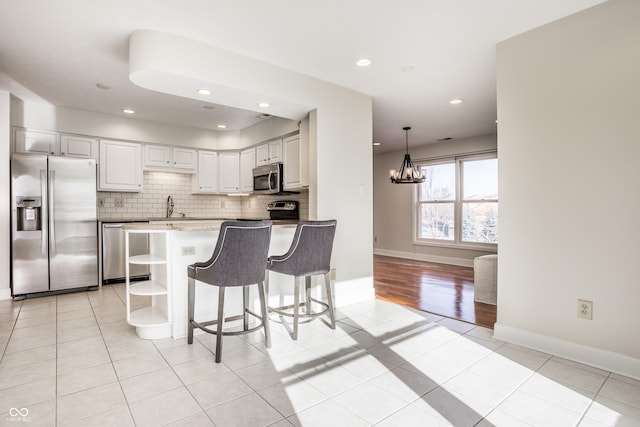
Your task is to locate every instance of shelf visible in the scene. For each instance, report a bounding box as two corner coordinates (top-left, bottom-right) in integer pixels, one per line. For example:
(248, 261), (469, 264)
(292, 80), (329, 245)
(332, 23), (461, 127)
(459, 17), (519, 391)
(128, 306), (170, 327)
(129, 280), (167, 296)
(129, 254), (166, 264)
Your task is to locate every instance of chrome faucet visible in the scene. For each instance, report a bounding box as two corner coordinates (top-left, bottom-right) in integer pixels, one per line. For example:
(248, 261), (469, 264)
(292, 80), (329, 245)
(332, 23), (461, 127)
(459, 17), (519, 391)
(166, 195), (174, 218)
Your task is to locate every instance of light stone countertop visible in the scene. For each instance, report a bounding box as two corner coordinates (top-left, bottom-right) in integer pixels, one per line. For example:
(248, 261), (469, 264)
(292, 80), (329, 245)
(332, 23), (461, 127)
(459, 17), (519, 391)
(120, 220), (297, 232)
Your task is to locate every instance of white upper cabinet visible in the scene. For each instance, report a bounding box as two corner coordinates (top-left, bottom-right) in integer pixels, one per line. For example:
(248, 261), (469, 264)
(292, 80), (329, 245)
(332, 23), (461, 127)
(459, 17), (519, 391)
(60, 134), (98, 159)
(144, 144), (171, 169)
(172, 147), (197, 171)
(99, 140), (143, 192)
(144, 144), (196, 173)
(283, 134), (308, 189)
(14, 128), (60, 156)
(240, 148), (255, 193)
(219, 151), (240, 193)
(256, 139), (282, 166)
(192, 150), (218, 194)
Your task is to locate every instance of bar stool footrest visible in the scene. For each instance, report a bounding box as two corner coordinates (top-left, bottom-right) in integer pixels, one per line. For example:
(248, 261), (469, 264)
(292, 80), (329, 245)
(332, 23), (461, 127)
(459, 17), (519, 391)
(269, 298), (330, 319)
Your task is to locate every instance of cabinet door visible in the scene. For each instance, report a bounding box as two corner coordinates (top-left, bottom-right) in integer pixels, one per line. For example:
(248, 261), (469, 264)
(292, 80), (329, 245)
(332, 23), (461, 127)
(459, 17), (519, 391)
(60, 134), (98, 158)
(219, 151), (240, 193)
(14, 129), (59, 155)
(269, 139), (282, 163)
(172, 147), (196, 172)
(193, 150), (218, 193)
(240, 148), (255, 192)
(283, 134), (308, 189)
(99, 140), (143, 192)
(256, 143), (269, 166)
(144, 144), (172, 169)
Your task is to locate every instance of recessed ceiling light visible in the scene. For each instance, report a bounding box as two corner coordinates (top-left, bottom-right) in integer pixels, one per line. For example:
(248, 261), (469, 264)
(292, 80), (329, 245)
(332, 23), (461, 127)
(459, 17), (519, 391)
(217, 124), (227, 129)
(449, 99), (463, 105)
(258, 102), (270, 108)
(356, 58), (372, 67)
(373, 142), (381, 146)
(122, 108), (135, 114)
(197, 89), (211, 95)
(96, 83), (111, 90)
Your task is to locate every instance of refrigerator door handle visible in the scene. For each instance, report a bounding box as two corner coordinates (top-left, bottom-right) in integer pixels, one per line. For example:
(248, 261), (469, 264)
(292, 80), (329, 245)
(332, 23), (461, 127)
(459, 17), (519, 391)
(48, 169), (56, 255)
(40, 169), (48, 256)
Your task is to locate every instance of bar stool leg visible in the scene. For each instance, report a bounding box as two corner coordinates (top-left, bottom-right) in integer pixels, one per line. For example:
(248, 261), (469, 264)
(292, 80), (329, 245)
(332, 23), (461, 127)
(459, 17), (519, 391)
(243, 286), (249, 331)
(215, 287), (226, 363)
(187, 277), (195, 344)
(258, 281), (271, 348)
(304, 276), (312, 315)
(324, 272), (336, 329)
(293, 276), (301, 340)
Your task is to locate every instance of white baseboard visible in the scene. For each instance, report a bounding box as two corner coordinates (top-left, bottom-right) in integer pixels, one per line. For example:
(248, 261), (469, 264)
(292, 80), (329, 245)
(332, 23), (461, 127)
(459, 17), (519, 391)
(374, 249), (474, 268)
(494, 322), (640, 381)
(0, 287), (11, 301)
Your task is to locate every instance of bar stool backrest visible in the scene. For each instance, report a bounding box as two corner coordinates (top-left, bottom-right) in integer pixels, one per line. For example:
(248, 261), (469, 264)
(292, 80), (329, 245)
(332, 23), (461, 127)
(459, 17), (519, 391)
(189, 221), (272, 287)
(268, 220), (337, 276)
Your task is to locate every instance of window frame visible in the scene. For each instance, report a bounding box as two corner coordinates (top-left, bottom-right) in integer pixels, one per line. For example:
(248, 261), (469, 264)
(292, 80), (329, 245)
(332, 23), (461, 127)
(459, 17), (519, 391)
(412, 151), (498, 251)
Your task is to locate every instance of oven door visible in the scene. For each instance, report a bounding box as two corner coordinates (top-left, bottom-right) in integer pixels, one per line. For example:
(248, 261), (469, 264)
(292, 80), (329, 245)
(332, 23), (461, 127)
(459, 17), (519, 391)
(253, 164), (281, 194)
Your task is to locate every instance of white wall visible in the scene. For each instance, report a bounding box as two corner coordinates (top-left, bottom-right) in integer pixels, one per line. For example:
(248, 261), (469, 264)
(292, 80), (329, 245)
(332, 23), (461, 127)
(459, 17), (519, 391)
(373, 134), (497, 266)
(495, 0), (640, 378)
(0, 91), (11, 298)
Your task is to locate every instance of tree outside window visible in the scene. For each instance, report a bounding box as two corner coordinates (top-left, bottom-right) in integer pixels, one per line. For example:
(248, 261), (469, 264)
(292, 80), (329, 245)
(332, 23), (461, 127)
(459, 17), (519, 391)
(416, 154), (498, 246)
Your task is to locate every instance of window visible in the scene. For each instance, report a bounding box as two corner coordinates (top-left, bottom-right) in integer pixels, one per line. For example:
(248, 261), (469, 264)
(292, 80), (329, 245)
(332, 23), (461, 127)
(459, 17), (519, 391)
(415, 153), (498, 247)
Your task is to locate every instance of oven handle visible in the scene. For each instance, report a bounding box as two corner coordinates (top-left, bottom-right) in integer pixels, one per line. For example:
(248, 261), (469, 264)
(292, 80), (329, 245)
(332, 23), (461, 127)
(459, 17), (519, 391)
(268, 171), (274, 192)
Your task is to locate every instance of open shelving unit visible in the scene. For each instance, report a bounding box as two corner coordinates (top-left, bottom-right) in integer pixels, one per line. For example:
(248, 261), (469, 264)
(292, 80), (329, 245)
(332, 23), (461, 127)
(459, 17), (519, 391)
(125, 226), (172, 339)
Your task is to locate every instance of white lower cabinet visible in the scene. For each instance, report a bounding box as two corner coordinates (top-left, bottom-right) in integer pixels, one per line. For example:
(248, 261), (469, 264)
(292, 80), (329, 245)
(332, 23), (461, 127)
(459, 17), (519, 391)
(125, 227), (172, 339)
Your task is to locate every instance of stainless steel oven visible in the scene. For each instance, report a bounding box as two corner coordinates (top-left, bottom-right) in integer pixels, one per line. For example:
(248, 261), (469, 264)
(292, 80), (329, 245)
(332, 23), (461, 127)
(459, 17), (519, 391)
(253, 162), (282, 194)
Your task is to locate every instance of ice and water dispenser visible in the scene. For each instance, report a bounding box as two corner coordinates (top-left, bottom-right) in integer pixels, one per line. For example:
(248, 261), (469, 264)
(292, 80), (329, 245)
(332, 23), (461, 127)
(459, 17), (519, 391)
(16, 196), (42, 231)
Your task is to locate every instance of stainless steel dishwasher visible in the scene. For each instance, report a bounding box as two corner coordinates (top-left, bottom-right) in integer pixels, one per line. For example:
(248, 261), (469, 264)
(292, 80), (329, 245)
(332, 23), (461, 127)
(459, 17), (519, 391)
(102, 222), (150, 284)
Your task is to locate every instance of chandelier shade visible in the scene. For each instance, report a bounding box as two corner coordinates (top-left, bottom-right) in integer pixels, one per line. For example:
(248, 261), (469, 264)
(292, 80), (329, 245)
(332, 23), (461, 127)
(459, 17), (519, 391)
(389, 127), (425, 184)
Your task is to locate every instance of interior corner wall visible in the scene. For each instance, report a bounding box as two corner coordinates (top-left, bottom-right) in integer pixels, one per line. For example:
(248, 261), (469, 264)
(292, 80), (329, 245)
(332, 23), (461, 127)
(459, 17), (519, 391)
(495, 0), (640, 377)
(373, 134), (497, 266)
(0, 91), (11, 299)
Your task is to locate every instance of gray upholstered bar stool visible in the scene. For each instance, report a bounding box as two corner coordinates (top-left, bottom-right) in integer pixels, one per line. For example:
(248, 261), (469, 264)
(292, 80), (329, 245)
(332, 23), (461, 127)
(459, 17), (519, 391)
(187, 221), (272, 363)
(267, 220), (337, 340)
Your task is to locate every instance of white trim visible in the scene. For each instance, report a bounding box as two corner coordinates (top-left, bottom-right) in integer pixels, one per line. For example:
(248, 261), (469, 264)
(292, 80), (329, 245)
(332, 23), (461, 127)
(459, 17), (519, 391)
(494, 322), (640, 381)
(0, 288), (11, 300)
(373, 248), (474, 268)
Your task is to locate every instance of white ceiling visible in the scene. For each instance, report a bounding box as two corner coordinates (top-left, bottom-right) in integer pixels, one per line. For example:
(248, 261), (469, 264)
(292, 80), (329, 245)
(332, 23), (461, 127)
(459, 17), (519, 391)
(0, 0), (605, 153)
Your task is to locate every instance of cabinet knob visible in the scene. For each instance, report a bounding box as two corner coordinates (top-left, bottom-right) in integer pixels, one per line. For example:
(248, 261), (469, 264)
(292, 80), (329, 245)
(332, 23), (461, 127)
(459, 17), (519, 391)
(61, 152), (66, 155)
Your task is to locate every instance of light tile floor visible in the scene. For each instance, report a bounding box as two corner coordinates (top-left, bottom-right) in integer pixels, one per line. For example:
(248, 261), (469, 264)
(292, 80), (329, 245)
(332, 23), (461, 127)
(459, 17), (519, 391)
(1, 284), (639, 426)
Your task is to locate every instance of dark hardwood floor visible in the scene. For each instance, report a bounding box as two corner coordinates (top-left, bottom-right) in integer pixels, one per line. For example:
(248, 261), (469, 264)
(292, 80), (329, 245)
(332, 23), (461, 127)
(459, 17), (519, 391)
(373, 255), (497, 329)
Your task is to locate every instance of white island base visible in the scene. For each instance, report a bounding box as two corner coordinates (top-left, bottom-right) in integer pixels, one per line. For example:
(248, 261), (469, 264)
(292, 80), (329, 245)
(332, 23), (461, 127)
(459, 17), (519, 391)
(124, 221), (374, 340)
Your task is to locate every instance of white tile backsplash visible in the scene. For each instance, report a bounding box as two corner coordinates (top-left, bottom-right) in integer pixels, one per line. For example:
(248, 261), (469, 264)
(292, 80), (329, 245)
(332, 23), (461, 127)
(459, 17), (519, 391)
(98, 171), (308, 220)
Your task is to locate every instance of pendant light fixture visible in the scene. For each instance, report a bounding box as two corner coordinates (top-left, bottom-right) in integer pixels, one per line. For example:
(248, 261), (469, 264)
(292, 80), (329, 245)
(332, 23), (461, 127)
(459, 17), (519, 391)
(389, 126), (425, 184)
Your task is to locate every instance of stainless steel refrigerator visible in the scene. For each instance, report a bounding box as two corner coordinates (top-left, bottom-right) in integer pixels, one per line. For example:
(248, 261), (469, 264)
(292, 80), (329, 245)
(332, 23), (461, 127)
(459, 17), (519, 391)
(11, 154), (98, 297)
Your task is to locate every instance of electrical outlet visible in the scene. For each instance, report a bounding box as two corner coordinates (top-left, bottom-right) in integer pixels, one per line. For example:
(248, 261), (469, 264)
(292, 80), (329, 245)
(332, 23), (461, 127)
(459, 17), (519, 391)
(114, 198), (124, 208)
(577, 299), (593, 320)
(220, 200), (226, 209)
(181, 246), (195, 256)
(330, 268), (337, 280)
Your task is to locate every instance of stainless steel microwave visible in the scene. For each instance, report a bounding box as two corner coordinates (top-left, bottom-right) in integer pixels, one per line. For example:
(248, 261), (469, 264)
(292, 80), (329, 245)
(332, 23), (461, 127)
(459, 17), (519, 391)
(253, 162), (282, 194)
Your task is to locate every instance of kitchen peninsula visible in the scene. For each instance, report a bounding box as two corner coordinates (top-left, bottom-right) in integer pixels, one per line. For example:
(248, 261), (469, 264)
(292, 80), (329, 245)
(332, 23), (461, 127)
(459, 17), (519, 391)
(122, 220), (302, 339)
